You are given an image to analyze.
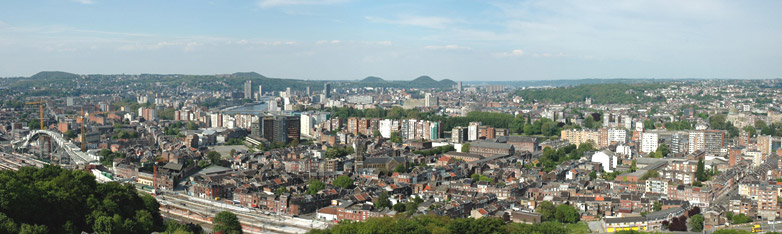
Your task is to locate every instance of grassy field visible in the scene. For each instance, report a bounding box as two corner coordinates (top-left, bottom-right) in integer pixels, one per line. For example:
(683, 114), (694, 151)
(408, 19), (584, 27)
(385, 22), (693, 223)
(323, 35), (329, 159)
(566, 222), (592, 234)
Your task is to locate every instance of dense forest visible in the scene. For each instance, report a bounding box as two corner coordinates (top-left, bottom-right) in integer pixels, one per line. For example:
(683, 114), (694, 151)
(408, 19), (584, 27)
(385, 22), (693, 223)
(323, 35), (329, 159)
(0, 165), (164, 234)
(514, 83), (668, 104)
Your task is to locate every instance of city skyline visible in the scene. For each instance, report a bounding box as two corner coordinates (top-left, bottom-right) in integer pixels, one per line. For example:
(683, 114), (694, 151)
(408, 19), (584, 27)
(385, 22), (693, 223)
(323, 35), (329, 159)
(1, 0), (781, 80)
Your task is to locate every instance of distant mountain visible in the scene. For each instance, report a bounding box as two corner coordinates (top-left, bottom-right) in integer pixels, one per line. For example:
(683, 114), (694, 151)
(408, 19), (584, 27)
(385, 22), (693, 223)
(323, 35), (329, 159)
(360, 76), (387, 83)
(10, 71), (81, 89)
(402, 76), (455, 89)
(411, 76), (436, 84)
(30, 71), (79, 80)
(439, 79), (457, 87)
(230, 72), (267, 79)
(10, 71), (457, 92)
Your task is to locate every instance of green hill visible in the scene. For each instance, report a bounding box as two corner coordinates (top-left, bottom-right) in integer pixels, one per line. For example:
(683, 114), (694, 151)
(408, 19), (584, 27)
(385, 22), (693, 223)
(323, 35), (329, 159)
(31, 71), (80, 80)
(360, 76), (387, 83)
(439, 78), (457, 87)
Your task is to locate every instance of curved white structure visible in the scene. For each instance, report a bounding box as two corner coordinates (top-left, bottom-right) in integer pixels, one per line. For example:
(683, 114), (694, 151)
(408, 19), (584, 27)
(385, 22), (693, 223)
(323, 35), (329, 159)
(12, 130), (98, 164)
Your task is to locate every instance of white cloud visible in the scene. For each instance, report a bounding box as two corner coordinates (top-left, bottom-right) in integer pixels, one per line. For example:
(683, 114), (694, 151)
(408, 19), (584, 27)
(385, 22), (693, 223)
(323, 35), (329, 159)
(316, 40), (341, 45)
(366, 15), (456, 29)
(424, 45), (471, 50)
(257, 0), (348, 8)
(495, 49), (524, 57)
(74, 0), (95, 5)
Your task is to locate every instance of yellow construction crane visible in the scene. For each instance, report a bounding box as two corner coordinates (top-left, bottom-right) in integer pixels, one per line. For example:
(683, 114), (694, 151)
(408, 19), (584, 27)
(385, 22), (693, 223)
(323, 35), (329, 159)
(25, 97), (45, 130)
(80, 107), (86, 152)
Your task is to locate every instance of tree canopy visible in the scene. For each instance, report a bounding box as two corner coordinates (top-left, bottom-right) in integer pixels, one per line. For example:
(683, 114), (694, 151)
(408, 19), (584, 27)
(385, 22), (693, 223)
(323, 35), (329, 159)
(307, 215), (573, 234)
(213, 211), (242, 234)
(514, 83), (667, 104)
(332, 175), (354, 189)
(0, 165), (164, 234)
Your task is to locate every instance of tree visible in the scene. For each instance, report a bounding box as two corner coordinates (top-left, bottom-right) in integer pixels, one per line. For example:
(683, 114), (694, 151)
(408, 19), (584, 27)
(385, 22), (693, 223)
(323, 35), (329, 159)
(389, 132), (402, 143)
(653, 201), (662, 211)
(28, 120), (41, 130)
(324, 146), (354, 159)
(541, 121), (559, 136)
(656, 144), (670, 157)
(333, 175), (354, 189)
(393, 203), (406, 212)
(185, 121), (199, 130)
(696, 158), (707, 181)
(643, 119), (656, 130)
(689, 214), (704, 232)
(163, 220), (204, 234)
(640, 170), (659, 180)
(668, 216), (687, 231)
(213, 211), (242, 234)
(64, 130), (77, 140)
(731, 213), (752, 224)
(206, 151), (221, 165)
(523, 124), (535, 135)
(536, 201), (556, 222)
(461, 143), (470, 153)
(373, 130), (382, 138)
(583, 115), (596, 129)
(394, 165), (408, 173)
(307, 180), (325, 195)
(0, 165), (164, 233)
(375, 192), (391, 209)
(589, 171), (597, 180)
(554, 204), (580, 223)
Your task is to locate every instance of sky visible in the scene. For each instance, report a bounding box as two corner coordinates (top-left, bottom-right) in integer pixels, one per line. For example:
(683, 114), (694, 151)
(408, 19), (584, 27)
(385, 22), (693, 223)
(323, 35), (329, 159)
(0, 0), (781, 81)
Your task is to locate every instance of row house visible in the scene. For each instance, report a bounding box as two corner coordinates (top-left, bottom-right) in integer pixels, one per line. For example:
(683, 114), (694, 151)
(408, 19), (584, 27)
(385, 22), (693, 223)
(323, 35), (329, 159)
(666, 184), (712, 207)
(190, 173), (237, 199)
(661, 170), (696, 185)
(335, 203), (389, 222)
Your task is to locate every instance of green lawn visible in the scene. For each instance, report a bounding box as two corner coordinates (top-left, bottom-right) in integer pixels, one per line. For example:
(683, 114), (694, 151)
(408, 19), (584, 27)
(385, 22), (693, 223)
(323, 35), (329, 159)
(566, 222), (592, 234)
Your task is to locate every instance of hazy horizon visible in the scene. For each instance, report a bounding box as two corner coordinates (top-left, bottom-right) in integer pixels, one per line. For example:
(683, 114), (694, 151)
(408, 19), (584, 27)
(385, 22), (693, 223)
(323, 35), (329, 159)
(1, 0), (781, 80)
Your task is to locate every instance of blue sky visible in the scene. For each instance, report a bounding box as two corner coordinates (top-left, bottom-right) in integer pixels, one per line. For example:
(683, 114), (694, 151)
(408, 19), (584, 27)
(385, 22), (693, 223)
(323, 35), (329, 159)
(1, 0), (781, 80)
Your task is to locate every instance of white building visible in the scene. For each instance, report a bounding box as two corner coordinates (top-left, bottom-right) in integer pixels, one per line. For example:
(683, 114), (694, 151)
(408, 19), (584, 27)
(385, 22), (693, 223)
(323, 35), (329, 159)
(591, 151), (617, 172)
(424, 93), (438, 107)
(301, 113), (314, 138)
(747, 151), (763, 167)
(615, 144), (632, 157)
(641, 132), (659, 153)
(210, 113), (221, 128)
(645, 179), (668, 195)
(608, 128), (628, 144)
(688, 131), (705, 154)
(622, 115), (633, 130)
(468, 122), (480, 141)
(379, 119), (393, 138)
